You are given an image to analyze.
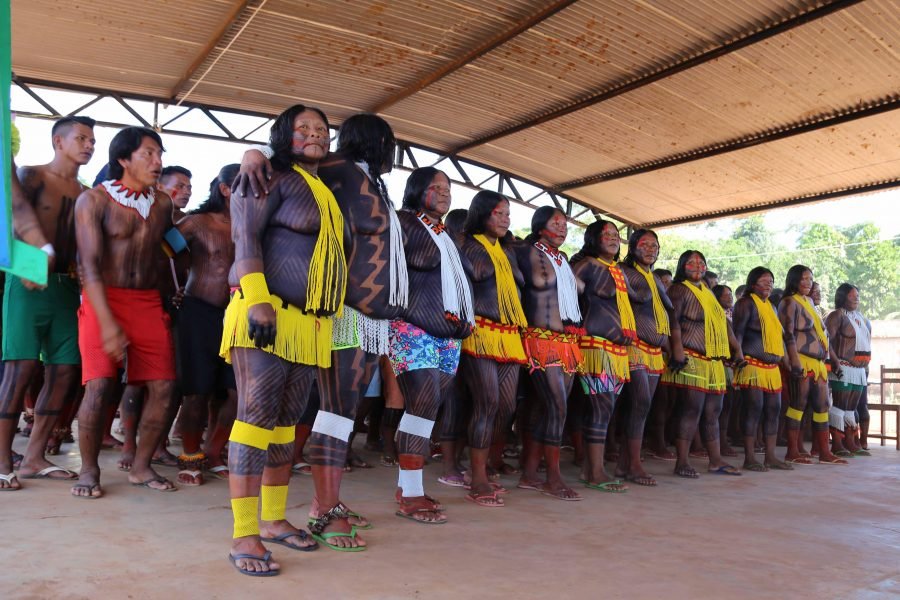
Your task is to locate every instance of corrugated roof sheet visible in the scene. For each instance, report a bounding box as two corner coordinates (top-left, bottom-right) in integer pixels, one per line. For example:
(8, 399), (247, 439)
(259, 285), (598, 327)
(11, 0), (900, 226)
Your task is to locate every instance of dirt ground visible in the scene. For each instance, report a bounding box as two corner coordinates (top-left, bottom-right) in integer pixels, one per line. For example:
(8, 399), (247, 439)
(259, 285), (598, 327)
(2, 433), (899, 600)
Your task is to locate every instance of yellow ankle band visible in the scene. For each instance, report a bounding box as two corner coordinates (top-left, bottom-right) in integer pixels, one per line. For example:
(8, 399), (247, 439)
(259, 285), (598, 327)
(785, 407), (804, 422)
(240, 272), (271, 307)
(230, 420), (273, 450)
(271, 425), (295, 446)
(232, 496), (259, 539)
(260, 484), (289, 521)
(813, 411), (829, 424)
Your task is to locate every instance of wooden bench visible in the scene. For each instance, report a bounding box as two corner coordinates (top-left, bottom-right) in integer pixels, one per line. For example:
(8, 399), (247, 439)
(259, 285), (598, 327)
(868, 365), (900, 450)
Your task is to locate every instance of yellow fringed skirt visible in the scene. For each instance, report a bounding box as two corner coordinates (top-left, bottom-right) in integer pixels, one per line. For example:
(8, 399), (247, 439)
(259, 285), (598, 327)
(219, 291), (333, 368)
(462, 316), (526, 364)
(799, 354), (828, 382)
(627, 339), (666, 375)
(578, 336), (630, 381)
(661, 349), (727, 393)
(733, 356), (782, 392)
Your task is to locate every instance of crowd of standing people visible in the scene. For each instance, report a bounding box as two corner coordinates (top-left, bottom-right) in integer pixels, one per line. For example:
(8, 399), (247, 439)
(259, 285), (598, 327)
(1, 108), (874, 577)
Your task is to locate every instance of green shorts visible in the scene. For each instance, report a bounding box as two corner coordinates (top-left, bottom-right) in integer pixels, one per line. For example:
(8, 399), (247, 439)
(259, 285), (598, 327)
(2, 274), (81, 364)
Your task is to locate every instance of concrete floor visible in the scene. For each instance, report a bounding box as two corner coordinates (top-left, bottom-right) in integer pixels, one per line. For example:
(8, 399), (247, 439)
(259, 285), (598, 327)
(2, 434), (899, 600)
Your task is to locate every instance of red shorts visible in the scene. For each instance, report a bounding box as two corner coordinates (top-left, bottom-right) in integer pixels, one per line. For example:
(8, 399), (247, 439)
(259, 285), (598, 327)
(78, 287), (176, 384)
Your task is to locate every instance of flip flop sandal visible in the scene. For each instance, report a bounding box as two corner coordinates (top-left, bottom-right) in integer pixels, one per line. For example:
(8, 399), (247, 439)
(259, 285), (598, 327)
(765, 462), (794, 470)
(743, 463), (769, 473)
(645, 451), (677, 462)
(207, 465), (230, 480)
(584, 480), (627, 493)
(708, 465), (742, 476)
(625, 474), (658, 487)
(674, 466), (699, 479)
(834, 450), (853, 457)
(786, 456), (814, 465)
(19, 465), (77, 480)
(229, 551), (279, 577)
(345, 510), (373, 530)
(291, 462), (312, 475)
(380, 456), (399, 467)
(465, 491), (504, 507)
(818, 456), (849, 465)
(131, 476), (178, 491)
(261, 530), (319, 552)
(310, 525), (368, 551)
(540, 487), (584, 501)
(853, 449), (872, 456)
(395, 507), (448, 524)
(516, 480), (544, 492)
(0, 472), (20, 491)
(437, 474), (466, 487)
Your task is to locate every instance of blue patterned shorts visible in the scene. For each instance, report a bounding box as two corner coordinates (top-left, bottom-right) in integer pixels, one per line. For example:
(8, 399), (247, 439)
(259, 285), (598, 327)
(388, 320), (461, 376)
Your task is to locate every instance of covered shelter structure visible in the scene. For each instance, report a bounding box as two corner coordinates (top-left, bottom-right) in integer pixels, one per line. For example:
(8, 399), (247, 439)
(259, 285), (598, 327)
(9, 0), (900, 228)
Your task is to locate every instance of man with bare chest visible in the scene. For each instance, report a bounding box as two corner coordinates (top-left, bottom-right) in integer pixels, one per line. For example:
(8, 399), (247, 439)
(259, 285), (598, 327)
(0, 116), (95, 490)
(72, 127), (179, 498)
(825, 283), (871, 457)
(172, 163), (239, 485)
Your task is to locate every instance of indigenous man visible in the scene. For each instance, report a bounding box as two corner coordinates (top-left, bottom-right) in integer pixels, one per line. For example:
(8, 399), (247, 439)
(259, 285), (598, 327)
(172, 164), (239, 484)
(661, 250), (745, 478)
(825, 283), (871, 457)
(158, 165), (192, 221)
(0, 116), (95, 490)
(238, 113), (405, 550)
(515, 206), (583, 501)
(778, 265), (847, 465)
(617, 228), (681, 486)
(570, 220), (635, 493)
(72, 126), (179, 498)
(222, 105), (345, 575)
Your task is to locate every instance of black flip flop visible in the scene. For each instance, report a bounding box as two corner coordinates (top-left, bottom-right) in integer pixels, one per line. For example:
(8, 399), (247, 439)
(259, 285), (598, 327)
(229, 551), (279, 577)
(261, 530), (318, 552)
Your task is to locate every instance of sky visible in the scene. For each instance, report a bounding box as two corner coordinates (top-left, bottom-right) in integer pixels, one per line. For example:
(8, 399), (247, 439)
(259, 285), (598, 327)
(10, 104), (900, 246)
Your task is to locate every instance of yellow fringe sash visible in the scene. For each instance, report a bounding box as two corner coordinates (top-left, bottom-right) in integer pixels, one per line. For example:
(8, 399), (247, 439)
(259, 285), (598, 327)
(750, 293), (784, 357)
(292, 165), (347, 317)
(635, 264), (670, 336)
(462, 316), (526, 364)
(219, 292), (333, 368)
(597, 258), (637, 341)
(733, 356), (782, 392)
(682, 282), (730, 359)
(578, 335), (631, 381)
(474, 234), (527, 328)
(792, 294), (828, 352)
(799, 353), (828, 382)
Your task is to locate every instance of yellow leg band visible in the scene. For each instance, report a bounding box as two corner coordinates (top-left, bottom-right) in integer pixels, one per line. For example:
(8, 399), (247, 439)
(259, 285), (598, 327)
(813, 411), (829, 424)
(230, 420), (273, 451)
(232, 496), (260, 538)
(260, 484), (289, 521)
(785, 407), (804, 422)
(271, 425), (295, 446)
(240, 272), (271, 307)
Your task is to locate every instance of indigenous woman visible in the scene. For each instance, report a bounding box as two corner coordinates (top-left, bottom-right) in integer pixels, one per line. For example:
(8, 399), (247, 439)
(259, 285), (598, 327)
(569, 220), (636, 492)
(221, 105), (346, 575)
(712, 284), (739, 459)
(515, 206), (583, 501)
(731, 267), (792, 471)
(391, 167), (474, 523)
(457, 191), (528, 507)
(616, 229), (680, 486)
(662, 250), (745, 478)
(778, 265), (847, 465)
(825, 283), (871, 457)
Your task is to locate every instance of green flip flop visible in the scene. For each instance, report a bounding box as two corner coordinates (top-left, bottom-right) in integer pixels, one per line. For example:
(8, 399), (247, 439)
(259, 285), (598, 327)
(584, 479), (627, 493)
(308, 525), (366, 552)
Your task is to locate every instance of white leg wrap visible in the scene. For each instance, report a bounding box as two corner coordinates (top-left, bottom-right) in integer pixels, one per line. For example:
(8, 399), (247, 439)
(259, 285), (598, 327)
(398, 468), (424, 497)
(311, 411), (355, 442)
(397, 413), (436, 439)
(829, 406), (845, 431)
(844, 410), (858, 429)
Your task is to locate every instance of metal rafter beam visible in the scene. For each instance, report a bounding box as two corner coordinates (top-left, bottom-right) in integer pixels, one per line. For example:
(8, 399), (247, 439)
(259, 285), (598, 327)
(451, 0), (863, 154)
(556, 95), (900, 190)
(368, 0), (578, 114)
(642, 179), (900, 229)
(168, 0), (253, 100)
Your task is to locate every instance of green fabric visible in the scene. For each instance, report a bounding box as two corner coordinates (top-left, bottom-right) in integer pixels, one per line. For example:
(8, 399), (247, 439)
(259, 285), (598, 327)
(2, 274), (81, 364)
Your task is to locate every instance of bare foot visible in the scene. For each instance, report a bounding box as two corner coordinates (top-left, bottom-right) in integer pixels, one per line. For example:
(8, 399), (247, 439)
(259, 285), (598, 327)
(71, 473), (103, 498)
(151, 450), (178, 468)
(101, 435), (123, 449)
(117, 451), (135, 472)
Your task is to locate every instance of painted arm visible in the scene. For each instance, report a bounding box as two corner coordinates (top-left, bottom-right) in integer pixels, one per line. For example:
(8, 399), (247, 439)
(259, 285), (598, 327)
(231, 177), (282, 347)
(778, 299), (802, 377)
(234, 146), (274, 198)
(11, 163), (53, 288)
(75, 190), (127, 361)
(727, 320), (746, 367)
(666, 287), (686, 371)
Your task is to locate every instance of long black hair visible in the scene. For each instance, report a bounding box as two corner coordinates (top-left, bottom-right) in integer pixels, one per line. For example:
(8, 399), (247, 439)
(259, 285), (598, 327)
(108, 127), (164, 180)
(673, 249), (706, 283)
(834, 282), (859, 309)
(571, 218), (620, 263)
(784, 264), (812, 297)
(623, 227), (658, 268)
(192, 163), (239, 215)
(268, 104), (330, 172)
(524, 206), (565, 244)
(743, 266), (775, 298)
(464, 190), (507, 236)
(401, 166), (442, 211)
(337, 113), (396, 203)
